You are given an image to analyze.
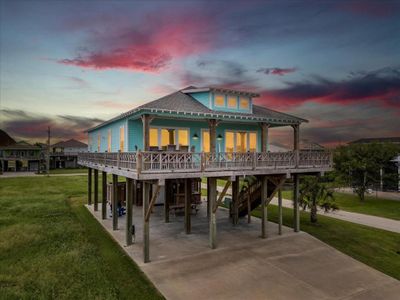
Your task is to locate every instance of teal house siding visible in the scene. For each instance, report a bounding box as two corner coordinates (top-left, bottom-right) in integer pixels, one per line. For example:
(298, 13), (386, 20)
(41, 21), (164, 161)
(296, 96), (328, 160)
(128, 119), (143, 151)
(89, 119), (127, 152)
(187, 91), (210, 108)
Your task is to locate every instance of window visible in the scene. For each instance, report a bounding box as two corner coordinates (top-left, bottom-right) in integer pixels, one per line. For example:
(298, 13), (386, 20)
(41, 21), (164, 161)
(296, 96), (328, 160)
(225, 132), (234, 153)
(225, 131), (257, 153)
(97, 133), (101, 152)
(214, 94), (225, 107)
(240, 97), (249, 109)
(149, 128), (158, 147)
(249, 132), (257, 152)
(119, 126), (125, 151)
(161, 129), (175, 147)
(236, 132), (247, 153)
(107, 130), (111, 152)
(202, 130), (210, 152)
(178, 129), (189, 147)
(228, 95), (238, 108)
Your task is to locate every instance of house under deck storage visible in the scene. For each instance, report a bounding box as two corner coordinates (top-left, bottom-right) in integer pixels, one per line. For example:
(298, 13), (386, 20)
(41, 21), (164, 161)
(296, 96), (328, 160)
(79, 86), (332, 263)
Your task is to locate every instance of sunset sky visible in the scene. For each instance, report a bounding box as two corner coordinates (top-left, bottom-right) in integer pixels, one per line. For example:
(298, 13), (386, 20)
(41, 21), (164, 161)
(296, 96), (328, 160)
(1, 0), (399, 147)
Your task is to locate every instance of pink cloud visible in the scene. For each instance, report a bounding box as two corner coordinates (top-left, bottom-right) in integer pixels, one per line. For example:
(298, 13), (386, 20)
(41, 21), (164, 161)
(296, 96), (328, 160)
(58, 10), (218, 72)
(257, 67), (297, 76)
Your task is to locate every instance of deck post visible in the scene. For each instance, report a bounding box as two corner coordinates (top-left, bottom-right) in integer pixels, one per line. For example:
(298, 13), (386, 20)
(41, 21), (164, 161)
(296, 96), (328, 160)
(101, 171), (107, 219)
(87, 168), (92, 205)
(261, 176), (268, 238)
(208, 177), (217, 249)
(143, 182), (150, 263)
(260, 123), (270, 152)
(293, 174), (300, 232)
(184, 179), (191, 234)
(94, 169), (98, 211)
(293, 124), (300, 167)
(232, 176), (239, 225)
(206, 178), (210, 219)
(126, 178), (133, 246)
(112, 174), (118, 231)
(278, 189), (283, 235)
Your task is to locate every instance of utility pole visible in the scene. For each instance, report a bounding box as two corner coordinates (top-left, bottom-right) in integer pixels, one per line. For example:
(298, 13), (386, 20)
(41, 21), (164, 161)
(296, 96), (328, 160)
(47, 126), (50, 176)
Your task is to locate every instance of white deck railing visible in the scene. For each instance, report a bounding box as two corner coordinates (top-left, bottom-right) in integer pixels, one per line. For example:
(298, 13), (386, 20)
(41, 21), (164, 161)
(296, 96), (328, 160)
(78, 150), (332, 174)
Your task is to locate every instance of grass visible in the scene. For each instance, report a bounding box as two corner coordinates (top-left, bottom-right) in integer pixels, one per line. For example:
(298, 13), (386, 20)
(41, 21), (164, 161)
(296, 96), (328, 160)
(0, 176), (163, 299)
(252, 205), (400, 280)
(281, 190), (400, 221)
(49, 168), (87, 174)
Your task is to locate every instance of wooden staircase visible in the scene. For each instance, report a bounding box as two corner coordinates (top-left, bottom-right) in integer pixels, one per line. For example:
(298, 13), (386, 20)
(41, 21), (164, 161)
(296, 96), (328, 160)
(237, 176), (286, 218)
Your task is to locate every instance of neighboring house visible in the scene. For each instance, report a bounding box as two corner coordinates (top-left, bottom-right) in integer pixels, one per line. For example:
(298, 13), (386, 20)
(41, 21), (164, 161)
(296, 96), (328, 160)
(50, 139), (87, 169)
(0, 141), (42, 172)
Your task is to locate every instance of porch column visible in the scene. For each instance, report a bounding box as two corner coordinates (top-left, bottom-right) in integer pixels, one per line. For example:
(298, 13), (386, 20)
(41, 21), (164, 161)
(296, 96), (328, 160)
(112, 174), (118, 231)
(101, 171), (107, 219)
(260, 123), (270, 152)
(232, 176), (239, 225)
(94, 169), (98, 211)
(208, 177), (217, 249)
(143, 182), (150, 263)
(141, 114), (153, 151)
(87, 168), (92, 205)
(208, 119), (218, 152)
(184, 179), (191, 234)
(278, 189), (283, 235)
(261, 176), (268, 238)
(293, 174), (300, 232)
(292, 124), (300, 167)
(126, 178), (133, 246)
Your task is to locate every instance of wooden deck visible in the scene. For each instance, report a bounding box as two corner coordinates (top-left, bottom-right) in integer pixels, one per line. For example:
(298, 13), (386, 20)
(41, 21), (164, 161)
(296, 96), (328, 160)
(78, 150), (332, 180)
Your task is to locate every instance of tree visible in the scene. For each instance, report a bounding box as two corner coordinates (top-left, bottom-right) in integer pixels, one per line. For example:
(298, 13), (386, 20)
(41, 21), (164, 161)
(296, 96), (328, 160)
(334, 143), (399, 201)
(299, 176), (337, 223)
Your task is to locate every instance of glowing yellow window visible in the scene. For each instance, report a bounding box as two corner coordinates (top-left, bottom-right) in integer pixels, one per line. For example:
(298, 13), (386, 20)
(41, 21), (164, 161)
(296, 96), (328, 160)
(240, 97), (249, 109)
(161, 129), (175, 147)
(236, 132), (247, 153)
(202, 130), (210, 152)
(178, 129), (188, 147)
(215, 94), (225, 107)
(97, 134), (100, 152)
(119, 126), (125, 151)
(228, 96), (237, 108)
(249, 132), (257, 152)
(225, 131), (234, 153)
(149, 128), (158, 147)
(107, 130), (111, 152)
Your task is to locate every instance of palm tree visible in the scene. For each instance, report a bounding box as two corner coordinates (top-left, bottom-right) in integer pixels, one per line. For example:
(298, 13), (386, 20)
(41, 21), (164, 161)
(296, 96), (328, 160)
(299, 176), (337, 223)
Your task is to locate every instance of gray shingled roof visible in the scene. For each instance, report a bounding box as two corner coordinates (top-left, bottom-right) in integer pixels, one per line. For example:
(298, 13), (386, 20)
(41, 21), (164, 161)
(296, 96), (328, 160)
(88, 89), (307, 132)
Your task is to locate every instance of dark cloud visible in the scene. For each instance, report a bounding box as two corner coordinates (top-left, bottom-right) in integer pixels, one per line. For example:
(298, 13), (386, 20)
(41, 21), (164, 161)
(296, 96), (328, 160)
(1, 109), (103, 143)
(257, 66), (400, 110)
(257, 67), (297, 76)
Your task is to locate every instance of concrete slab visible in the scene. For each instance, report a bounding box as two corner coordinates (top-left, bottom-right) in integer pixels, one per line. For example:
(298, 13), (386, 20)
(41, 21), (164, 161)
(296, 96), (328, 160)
(86, 201), (400, 300)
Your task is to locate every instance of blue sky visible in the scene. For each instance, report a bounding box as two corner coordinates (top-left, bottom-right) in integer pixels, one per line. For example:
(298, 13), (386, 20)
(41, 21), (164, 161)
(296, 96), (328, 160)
(1, 0), (399, 146)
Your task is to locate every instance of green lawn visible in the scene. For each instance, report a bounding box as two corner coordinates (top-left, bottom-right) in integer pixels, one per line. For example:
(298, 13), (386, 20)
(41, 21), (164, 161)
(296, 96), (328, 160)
(0, 176), (163, 299)
(49, 168), (87, 174)
(252, 205), (400, 280)
(281, 190), (400, 221)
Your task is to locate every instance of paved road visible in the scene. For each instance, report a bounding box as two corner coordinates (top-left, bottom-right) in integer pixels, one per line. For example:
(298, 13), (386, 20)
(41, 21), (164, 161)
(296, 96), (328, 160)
(201, 183), (400, 234)
(336, 187), (400, 202)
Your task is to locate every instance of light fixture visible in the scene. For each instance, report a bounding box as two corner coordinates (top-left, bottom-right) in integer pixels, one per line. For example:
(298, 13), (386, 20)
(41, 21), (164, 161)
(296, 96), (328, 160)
(217, 134), (223, 141)
(193, 133), (199, 140)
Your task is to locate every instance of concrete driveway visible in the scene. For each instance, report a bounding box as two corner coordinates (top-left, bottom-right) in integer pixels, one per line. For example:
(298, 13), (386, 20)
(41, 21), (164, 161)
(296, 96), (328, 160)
(86, 202), (400, 300)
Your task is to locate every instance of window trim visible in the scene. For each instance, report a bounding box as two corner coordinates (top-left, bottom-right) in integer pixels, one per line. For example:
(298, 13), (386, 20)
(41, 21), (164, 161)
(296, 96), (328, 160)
(227, 95), (238, 108)
(214, 93), (225, 107)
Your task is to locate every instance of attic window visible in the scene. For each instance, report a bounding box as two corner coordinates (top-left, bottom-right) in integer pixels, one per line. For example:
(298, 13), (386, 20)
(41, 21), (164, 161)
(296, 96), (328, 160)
(215, 94), (225, 107)
(240, 97), (249, 109)
(228, 95), (238, 108)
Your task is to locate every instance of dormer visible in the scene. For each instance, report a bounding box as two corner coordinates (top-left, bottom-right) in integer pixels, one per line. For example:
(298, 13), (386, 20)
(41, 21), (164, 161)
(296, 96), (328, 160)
(181, 87), (259, 114)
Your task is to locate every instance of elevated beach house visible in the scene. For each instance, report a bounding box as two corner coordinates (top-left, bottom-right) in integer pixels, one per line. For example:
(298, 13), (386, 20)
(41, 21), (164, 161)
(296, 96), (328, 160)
(79, 86), (332, 262)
